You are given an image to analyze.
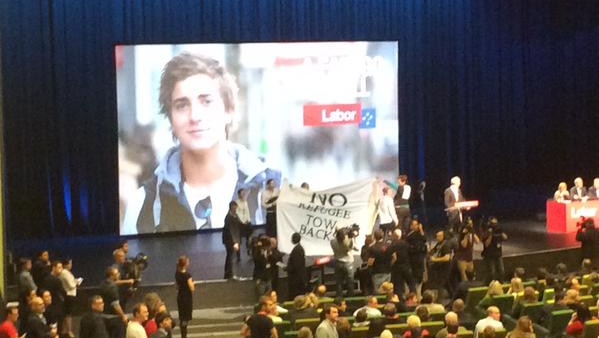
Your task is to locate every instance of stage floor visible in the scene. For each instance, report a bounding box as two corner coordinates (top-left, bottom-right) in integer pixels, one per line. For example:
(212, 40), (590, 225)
(7, 217), (579, 288)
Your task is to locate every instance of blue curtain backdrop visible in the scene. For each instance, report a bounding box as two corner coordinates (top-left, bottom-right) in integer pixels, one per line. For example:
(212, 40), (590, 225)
(1, 0), (598, 239)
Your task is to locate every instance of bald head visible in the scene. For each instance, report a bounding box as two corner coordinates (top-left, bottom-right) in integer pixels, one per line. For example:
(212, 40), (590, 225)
(487, 306), (501, 320)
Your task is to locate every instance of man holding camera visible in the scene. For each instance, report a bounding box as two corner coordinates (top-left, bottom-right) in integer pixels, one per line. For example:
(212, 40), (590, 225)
(575, 217), (599, 269)
(455, 218), (480, 282)
(481, 217), (507, 283)
(330, 227), (355, 297)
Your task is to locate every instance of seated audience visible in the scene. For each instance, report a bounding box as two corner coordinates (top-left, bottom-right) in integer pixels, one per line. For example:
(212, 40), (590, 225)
(507, 278), (524, 298)
(336, 317), (351, 338)
(405, 292), (419, 311)
(353, 309), (370, 327)
(513, 268), (526, 280)
(451, 299), (476, 330)
(419, 290), (445, 313)
(381, 302), (402, 325)
(478, 281), (504, 309)
(415, 306), (430, 322)
(565, 303), (595, 338)
(289, 295), (318, 325)
(380, 282), (408, 313)
(268, 290), (288, 316)
(380, 330), (393, 338)
(474, 306), (504, 338)
(352, 296), (382, 318)
(512, 287), (537, 319)
(333, 297), (348, 317)
(506, 316), (535, 338)
(537, 290), (568, 326)
(564, 289), (580, 310)
(435, 311), (465, 338)
(298, 326), (313, 338)
(403, 315), (429, 338)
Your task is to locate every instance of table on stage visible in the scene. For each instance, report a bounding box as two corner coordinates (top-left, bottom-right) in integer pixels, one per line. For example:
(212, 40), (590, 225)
(546, 199), (599, 233)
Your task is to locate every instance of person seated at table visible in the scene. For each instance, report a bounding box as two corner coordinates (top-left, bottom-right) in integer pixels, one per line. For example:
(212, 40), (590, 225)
(554, 182), (570, 202)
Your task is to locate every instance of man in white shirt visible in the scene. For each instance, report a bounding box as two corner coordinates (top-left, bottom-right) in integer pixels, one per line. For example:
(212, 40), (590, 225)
(474, 306), (504, 338)
(379, 187), (398, 239)
(126, 303), (149, 338)
(235, 188), (252, 258)
(261, 179), (280, 237)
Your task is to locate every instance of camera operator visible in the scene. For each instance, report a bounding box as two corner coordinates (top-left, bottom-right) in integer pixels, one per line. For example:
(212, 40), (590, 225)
(111, 249), (135, 310)
(455, 218), (480, 282)
(481, 217), (507, 283)
(330, 226), (356, 297)
(575, 217), (599, 269)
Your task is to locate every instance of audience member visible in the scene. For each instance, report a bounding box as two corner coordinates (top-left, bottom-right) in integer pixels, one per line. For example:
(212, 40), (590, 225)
(379, 282), (407, 313)
(149, 312), (173, 338)
(59, 258), (80, 338)
(315, 305), (339, 338)
(565, 303), (595, 338)
(453, 270), (485, 302)
(513, 268), (526, 280)
(79, 295), (109, 338)
(241, 296), (278, 338)
(359, 235), (375, 296)
(288, 295), (318, 325)
(564, 289), (580, 310)
(380, 330), (393, 338)
(352, 309), (370, 328)
(352, 296), (382, 318)
(507, 278), (524, 298)
(512, 287), (537, 319)
(474, 306), (504, 338)
(25, 296), (58, 338)
(419, 290), (445, 313)
(415, 306), (430, 323)
(32, 251), (51, 288)
(268, 290), (288, 316)
(336, 317), (351, 338)
(333, 297), (348, 317)
(17, 258), (37, 298)
(0, 303), (19, 338)
(381, 302), (402, 325)
(40, 262), (66, 333)
(126, 303), (149, 338)
(576, 218), (599, 269)
(100, 267), (127, 338)
(144, 301), (166, 337)
(40, 290), (59, 327)
(506, 316), (535, 338)
(435, 311), (465, 338)
(403, 315), (430, 338)
(297, 326), (313, 338)
(537, 290), (568, 326)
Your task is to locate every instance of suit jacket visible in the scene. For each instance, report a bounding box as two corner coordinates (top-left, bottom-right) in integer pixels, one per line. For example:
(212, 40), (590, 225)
(25, 313), (51, 338)
(587, 186), (598, 199)
(287, 244), (306, 283)
(569, 186), (588, 200)
(222, 212), (241, 248)
(444, 187), (465, 211)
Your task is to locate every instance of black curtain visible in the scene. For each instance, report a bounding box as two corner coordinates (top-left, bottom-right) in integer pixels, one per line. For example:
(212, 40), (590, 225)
(1, 0), (598, 239)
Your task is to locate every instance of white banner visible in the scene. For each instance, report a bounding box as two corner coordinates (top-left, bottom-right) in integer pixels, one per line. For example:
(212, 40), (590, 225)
(277, 178), (379, 255)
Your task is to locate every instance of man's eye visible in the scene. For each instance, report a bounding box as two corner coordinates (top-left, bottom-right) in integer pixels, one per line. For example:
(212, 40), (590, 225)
(174, 102), (189, 111)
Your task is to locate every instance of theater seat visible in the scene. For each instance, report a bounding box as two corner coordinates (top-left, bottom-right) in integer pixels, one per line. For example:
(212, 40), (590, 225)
(582, 319), (599, 338)
(294, 317), (320, 333)
(421, 321), (445, 336)
(349, 326), (369, 338)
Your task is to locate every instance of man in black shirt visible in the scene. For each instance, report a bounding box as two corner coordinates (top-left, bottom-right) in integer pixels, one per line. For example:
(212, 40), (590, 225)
(99, 267), (127, 338)
(223, 201), (242, 279)
(576, 218), (599, 269)
(481, 217), (507, 283)
(241, 296), (278, 338)
(389, 229), (415, 297)
(427, 231), (452, 297)
(367, 229), (392, 292)
(79, 295), (109, 338)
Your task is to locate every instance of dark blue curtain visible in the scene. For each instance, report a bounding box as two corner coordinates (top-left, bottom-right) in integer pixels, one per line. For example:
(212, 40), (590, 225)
(1, 0), (598, 239)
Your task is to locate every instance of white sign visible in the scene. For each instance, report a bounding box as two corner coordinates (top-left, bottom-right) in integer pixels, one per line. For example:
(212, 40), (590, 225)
(277, 178), (378, 255)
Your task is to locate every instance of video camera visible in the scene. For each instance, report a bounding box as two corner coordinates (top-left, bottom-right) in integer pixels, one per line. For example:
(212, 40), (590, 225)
(577, 217), (595, 230)
(122, 252), (149, 293)
(337, 223), (360, 239)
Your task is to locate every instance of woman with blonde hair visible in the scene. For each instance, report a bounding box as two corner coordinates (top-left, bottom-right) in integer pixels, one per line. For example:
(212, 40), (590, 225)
(507, 316), (535, 338)
(507, 277), (524, 298)
(403, 315), (430, 338)
(478, 280), (504, 309)
(554, 182), (570, 202)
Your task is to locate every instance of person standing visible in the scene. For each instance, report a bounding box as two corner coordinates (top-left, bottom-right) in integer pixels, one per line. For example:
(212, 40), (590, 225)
(59, 258), (81, 338)
(367, 229), (392, 292)
(378, 188), (398, 239)
(426, 231), (452, 297)
(78, 295), (109, 338)
(393, 175), (411, 231)
(175, 256), (194, 338)
(330, 228), (355, 297)
(405, 219), (427, 289)
(481, 217), (507, 283)
(286, 233), (307, 300)
(148, 313), (173, 338)
(236, 188), (253, 258)
(25, 296), (58, 338)
(222, 201), (242, 279)
(0, 303), (20, 338)
(389, 229), (415, 298)
(315, 305), (339, 338)
(575, 218), (599, 269)
(261, 179), (280, 238)
(455, 219), (480, 281)
(444, 176), (466, 234)
(17, 258), (37, 300)
(99, 267), (127, 338)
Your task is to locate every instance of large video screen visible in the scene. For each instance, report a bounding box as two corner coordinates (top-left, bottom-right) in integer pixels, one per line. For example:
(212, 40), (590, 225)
(117, 41), (399, 235)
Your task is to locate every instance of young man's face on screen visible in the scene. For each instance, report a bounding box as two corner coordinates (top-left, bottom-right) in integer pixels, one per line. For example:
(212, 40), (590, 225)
(170, 73), (232, 152)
